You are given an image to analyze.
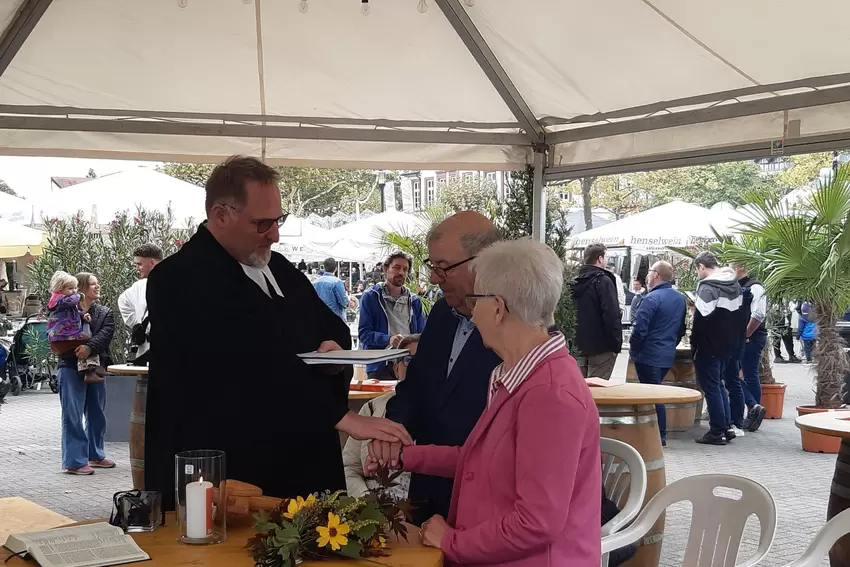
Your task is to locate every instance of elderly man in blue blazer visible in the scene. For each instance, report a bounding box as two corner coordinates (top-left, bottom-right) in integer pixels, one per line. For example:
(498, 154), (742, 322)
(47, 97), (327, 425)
(629, 260), (686, 446)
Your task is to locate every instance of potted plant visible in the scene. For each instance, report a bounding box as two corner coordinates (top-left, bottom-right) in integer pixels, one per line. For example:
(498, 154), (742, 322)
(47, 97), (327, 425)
(722, 168), (850, 453)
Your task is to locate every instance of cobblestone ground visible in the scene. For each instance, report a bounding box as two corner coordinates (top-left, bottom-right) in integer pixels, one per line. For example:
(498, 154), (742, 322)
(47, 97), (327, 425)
(0, 358), (837, 565)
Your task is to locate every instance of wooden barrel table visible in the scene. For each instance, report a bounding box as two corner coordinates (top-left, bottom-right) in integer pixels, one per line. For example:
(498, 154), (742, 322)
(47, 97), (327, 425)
(795, 410), (850, 566)
(592, 383), (703, 567)
(625, 347), (702, 431)
(107, 364), (149, 490)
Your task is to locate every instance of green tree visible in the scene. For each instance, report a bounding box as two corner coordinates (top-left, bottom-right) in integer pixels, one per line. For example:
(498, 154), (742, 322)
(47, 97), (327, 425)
(0, 179), (17, 196)
(437, 175), (497, 214)
(718, 167), (850, 408)
(29, 207), (195, 362)
(159, 162), (214, 187)
(632, 161), (777, 208)
(774, 152), (832, 189)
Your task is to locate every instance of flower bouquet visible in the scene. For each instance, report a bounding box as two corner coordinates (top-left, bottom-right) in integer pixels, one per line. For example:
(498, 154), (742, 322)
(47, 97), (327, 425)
(247, 469), (412, 567)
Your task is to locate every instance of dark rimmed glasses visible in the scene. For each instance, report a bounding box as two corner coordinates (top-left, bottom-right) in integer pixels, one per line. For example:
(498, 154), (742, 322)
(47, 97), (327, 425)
(424, 256), (476, 279)
(223, 204), (288, 234)
(464, 293), (509, 312)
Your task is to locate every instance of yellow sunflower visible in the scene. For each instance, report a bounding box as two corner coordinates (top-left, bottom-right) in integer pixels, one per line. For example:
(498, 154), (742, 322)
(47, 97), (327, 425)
(316, 512), (350, 551)
(283, 494), (316, 519)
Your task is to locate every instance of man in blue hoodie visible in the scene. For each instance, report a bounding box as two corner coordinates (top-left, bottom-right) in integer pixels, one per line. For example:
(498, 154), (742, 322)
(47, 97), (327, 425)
(358, 251), (426, 379)
(629, 261), (686, 446)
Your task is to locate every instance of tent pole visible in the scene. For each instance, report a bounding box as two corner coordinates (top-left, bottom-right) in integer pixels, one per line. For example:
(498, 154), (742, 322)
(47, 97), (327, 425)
(531, 149), (546, 243)
(0, 0), (53, 78)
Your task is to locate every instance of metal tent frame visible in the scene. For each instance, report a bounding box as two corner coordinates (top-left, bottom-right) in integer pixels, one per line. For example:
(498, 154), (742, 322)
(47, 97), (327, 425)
(3, 0), (850, 241)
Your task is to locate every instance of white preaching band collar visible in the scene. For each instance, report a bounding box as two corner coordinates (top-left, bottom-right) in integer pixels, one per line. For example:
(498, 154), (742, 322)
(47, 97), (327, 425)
(240, 263), (284, 298)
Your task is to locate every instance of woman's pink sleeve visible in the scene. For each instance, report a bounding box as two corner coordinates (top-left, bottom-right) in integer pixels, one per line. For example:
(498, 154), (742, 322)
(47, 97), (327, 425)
(403, 445), (460, 479)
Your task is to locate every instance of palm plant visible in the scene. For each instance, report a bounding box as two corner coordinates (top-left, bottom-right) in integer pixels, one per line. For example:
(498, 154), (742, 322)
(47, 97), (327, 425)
(720, 165), (850, 408)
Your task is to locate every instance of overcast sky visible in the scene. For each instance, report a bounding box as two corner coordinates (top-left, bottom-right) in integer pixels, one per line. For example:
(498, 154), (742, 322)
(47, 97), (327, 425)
(0, 156), (160, 199)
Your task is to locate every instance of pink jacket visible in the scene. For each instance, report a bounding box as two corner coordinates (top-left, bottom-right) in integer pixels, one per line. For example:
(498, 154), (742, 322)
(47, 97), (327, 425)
(404, 348), (601, 567)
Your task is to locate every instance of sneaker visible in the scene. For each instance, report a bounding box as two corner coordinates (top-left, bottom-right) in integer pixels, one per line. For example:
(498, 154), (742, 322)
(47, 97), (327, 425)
(774, 357), (787, 364)
(789, 356), (802, 363)
(725, 428), (736, 441)
(67, 465), (95, 475)
(746, 405), (767, 432)
(695, 432), (726, 446)
(731, 426), (746, 438)
(661, 439), (667, 447)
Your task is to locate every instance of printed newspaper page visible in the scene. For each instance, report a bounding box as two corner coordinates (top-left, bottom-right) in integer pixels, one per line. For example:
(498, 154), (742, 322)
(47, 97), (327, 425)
(11, 523), (149, 567)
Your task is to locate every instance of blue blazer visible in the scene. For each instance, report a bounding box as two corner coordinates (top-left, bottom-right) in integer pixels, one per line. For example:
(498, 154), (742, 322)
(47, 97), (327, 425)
(386, 298), (501, 525)
(358, 284), (426, 373)
(629, 281), (686, 369)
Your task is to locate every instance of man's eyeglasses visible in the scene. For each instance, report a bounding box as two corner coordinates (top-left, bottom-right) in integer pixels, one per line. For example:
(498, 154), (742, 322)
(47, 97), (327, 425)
(424, 256), (476, 279)
(464, 293), (509, 312)
(223, 204), (288, 234)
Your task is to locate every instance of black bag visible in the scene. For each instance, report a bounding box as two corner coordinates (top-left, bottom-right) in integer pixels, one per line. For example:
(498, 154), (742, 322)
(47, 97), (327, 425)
(130, 314), (149, 346)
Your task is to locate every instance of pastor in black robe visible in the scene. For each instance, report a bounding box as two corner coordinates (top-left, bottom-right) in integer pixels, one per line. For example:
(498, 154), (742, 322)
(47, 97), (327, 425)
(143, 224), (352, 511)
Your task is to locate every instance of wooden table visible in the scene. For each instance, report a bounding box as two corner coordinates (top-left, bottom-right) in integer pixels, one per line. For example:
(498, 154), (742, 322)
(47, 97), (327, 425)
(0, 498), (73, 545)
(107, 365), (149, 489)
(1, 513), (443, 567)
(796, 410), (850, 567)
(592, 383), (703, 567)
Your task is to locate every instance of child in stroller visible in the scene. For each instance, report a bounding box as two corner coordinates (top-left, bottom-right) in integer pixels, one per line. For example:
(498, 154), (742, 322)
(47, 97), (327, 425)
(47, 271), (105, 384)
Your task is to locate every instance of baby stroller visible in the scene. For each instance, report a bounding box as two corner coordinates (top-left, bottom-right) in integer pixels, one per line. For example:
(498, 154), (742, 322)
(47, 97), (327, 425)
(7, 315), (58, 395)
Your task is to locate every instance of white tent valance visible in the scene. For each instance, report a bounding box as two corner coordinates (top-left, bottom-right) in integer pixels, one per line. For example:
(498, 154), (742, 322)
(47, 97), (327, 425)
(2, 1), (850, 240)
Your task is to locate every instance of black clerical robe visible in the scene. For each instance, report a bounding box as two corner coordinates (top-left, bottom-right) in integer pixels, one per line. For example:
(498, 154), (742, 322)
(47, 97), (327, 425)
(144, 224), (352, 511)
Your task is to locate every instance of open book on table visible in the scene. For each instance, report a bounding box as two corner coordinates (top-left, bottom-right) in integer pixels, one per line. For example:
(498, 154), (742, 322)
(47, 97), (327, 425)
(4, 522), (149, 567)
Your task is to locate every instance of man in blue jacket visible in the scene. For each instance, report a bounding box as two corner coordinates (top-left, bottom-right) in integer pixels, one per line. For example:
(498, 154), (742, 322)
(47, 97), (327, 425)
(358, 251), (426, 379)
(629, 260), (686, 446)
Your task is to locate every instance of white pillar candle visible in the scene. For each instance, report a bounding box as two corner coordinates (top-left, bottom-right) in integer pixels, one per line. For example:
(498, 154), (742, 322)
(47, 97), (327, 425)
(186, 477), (213, 539)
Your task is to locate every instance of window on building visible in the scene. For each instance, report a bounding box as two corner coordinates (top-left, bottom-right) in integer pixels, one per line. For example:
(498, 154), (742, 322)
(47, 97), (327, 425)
(486, 172), (497, 185)
(426, 178), (435, 205)
(463, 172), (473, 183)
(413, 180), (421, 210)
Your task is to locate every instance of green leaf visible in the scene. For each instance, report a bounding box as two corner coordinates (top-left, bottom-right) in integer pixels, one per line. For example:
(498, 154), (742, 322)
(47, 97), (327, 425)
(337, 539), (363, 559)
(357, 502), (386, 524)
(357, 523), (378, 540)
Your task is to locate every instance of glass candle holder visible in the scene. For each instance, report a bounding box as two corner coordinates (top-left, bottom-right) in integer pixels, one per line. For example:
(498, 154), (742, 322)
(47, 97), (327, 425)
(175, 450), (226, 545)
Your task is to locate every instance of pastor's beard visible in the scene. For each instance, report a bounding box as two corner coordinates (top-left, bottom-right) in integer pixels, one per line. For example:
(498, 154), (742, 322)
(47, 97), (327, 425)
(248, 248), (272, 268)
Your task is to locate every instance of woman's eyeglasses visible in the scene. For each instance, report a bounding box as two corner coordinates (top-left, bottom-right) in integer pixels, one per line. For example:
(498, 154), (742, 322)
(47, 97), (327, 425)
(423, 256), (476, 279)
(464, 294), (509, 312)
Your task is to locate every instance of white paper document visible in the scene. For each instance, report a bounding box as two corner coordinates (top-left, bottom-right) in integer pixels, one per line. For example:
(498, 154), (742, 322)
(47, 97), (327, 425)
(298, 349), (409, 365)
(4, 522), (149, 567)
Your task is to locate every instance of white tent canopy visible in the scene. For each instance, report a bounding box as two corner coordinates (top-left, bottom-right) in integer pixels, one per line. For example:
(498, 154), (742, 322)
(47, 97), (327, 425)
(30, 167), (206, 228)
(2, 1), (850, 240)
(568, 201), (731, 253)
(0, 217), (42, 257)
(0, 192), (31, 224)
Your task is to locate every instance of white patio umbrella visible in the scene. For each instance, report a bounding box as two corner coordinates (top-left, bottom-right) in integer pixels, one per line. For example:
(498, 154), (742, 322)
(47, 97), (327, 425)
(0, 218), (44, 257)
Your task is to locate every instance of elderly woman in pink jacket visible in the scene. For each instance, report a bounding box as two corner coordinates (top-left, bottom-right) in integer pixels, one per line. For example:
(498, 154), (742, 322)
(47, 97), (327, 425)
(368, 239), (601, 567)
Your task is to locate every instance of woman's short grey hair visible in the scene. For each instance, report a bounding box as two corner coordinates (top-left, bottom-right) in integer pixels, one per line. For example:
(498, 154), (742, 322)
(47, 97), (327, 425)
(471, 239), (563, 328)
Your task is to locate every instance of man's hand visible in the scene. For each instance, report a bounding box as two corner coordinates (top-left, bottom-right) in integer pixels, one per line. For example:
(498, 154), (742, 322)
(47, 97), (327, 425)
(336, 412), (413, 445)
(420, 515), (450, 549)
(75, 345), (92, 359)
(317, 340), (343, 353)
(389, 334), (406, 348)
(366, 440), (402, 470)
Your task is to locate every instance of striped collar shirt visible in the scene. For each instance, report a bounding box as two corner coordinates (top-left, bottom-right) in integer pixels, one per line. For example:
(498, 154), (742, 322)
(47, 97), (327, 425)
(488, 333), (566, 407)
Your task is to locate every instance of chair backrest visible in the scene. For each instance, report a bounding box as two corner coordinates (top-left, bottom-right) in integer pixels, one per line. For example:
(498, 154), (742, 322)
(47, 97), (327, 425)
(640, 474), (776, 567)
(600, 438), (647, 537)
(784, 507), (850, 567)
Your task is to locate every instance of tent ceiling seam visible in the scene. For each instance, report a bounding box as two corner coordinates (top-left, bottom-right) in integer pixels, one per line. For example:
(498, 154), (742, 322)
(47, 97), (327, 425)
(0, 0), (53, 77)
(255, 0), (268, 161)
(433, 0), (543, 144)
(639, 0), (761, 89)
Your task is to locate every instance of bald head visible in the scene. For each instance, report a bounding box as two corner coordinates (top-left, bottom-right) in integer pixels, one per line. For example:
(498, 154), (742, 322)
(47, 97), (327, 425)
(648, 260), (674, 289)
(427, 211), (501, 314)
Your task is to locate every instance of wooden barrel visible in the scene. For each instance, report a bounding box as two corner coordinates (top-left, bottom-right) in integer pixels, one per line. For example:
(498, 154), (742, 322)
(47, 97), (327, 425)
(129, 376), (148, 490)
(828, 439), (850, 566)
(599, 404), (666, 567)
(626, 353), (702, 431)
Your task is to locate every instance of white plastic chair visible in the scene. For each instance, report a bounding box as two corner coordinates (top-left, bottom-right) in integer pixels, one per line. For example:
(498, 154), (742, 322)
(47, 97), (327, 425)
(600, 438), (647, 567)
(777, 507), (850, 566)
(601, 474), (776, 567)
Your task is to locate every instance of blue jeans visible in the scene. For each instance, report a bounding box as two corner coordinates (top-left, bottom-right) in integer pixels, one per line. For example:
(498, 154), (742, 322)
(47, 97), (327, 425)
(58, 366), (107, 469)
(803, 339), (815, 361)
(694, 352), (726, 436)
(742, 332), (767, 408)
(722, 356), (746, 429)
(634, 363), (669, 441)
